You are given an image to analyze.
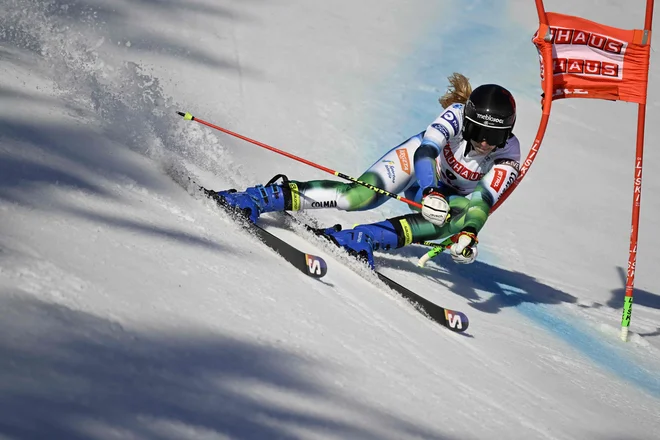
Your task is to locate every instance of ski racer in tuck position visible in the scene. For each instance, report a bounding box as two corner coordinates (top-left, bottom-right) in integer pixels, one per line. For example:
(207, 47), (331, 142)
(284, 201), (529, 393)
(211, 73), (521, 269)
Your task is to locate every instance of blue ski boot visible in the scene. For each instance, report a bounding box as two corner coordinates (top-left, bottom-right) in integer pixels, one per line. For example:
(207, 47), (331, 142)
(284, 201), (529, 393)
(212, 183), (288, 223)
(321, 220), (401, 269)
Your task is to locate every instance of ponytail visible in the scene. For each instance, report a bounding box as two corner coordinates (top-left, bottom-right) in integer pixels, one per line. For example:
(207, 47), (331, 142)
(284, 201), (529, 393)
(438, 72), (473, 108)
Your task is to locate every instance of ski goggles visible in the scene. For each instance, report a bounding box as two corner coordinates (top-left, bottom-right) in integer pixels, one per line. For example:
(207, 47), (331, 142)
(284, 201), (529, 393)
(463, 118), (511, 146)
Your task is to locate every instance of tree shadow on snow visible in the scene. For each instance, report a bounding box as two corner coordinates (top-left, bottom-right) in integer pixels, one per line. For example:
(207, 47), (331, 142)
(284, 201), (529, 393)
(0, 293), (455, 440)
(1, 0), (271, 191)
(0, 117), (233, 254)
(375, 248), (579, 315)
(0, 0), (298, 227)
(1, 0), (261, 72)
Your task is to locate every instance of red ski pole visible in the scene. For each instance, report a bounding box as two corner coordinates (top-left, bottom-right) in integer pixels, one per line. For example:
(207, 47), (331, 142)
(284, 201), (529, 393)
(177, 111), (423, 209)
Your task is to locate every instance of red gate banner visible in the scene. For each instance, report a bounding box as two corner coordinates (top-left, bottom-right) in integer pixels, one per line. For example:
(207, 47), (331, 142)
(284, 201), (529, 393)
(534, 12), (651, 104)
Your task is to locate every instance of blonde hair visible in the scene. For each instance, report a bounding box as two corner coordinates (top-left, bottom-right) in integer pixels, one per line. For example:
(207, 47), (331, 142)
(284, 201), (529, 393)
(438, 72), (473, 108)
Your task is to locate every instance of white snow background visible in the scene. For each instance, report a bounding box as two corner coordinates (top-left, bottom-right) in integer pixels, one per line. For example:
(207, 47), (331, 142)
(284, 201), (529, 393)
(1, 0), (659, 439)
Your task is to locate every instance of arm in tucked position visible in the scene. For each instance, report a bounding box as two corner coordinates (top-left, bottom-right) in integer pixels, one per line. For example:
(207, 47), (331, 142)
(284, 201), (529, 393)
(387, 158), (520, 263)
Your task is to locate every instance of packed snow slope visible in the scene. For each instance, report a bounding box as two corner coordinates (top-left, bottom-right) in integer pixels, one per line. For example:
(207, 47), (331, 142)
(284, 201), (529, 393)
(1, 0), (659, 439)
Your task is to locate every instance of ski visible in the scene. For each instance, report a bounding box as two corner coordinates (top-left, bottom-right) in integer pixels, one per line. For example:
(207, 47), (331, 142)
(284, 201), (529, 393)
(206, 196), (328, 279)
(241, 220), (328, 279)
(167, 171), (328, 279)
(284, 212), (470, 333)
(375, 271), (469, 333)
(166, 169), (467, 329)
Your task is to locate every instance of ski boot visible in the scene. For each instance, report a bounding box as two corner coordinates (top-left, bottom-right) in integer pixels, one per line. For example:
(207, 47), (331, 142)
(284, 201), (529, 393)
(317, 220), (400, 269)
(209, 183), (288, 223)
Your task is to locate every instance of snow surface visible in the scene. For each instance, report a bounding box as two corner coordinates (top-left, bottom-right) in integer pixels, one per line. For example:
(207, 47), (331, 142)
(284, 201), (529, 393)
(1, 0), (659, 439)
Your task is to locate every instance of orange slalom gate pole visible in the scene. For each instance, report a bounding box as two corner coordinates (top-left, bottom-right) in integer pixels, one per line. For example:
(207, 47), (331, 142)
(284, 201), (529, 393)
(621, 0), (655, 342)
(491, 0), (553, 213)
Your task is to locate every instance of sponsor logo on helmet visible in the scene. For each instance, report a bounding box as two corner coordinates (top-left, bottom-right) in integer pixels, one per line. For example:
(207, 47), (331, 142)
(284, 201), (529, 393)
(476, 113), (505, 124)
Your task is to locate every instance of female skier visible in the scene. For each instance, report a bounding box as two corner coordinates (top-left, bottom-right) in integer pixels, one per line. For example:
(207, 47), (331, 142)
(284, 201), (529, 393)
(211, 73), (521, 268)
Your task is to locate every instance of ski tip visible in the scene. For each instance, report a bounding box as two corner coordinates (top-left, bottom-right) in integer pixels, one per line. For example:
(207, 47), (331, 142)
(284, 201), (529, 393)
(444, 309), (470, 333)
(305, 254), (328, 278)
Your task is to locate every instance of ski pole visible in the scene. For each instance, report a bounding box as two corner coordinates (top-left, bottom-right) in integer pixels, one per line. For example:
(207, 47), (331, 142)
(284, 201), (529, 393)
(416, 238), (455, 267)
(176, 111), (423, 209)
